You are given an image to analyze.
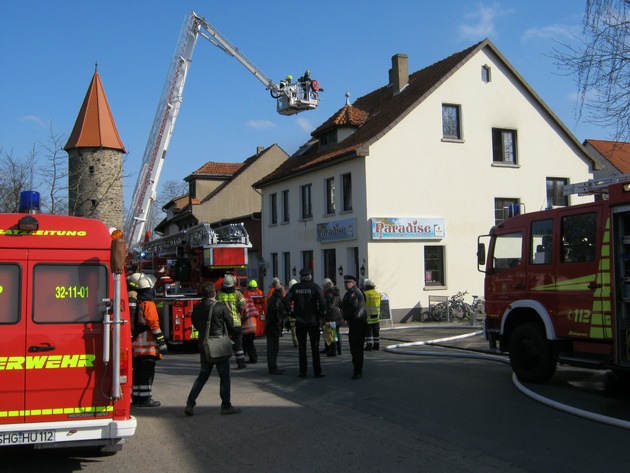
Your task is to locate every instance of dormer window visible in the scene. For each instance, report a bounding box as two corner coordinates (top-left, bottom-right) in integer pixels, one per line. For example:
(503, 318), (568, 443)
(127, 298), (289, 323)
(319, 131), (337, 147)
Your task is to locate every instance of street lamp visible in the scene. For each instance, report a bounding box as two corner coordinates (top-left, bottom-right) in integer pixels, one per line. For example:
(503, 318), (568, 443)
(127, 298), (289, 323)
(338, 265), (343, 276)
(292, 266), (297, 276)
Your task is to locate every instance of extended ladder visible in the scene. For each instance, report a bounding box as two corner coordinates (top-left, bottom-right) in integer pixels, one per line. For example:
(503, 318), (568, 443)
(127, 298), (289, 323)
(563, 173), (630, 196)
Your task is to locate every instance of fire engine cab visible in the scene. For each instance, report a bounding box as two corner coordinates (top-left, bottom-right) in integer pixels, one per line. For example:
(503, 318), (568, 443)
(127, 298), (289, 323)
(0, 192), (135, 451)
(478, 175), (630, 383)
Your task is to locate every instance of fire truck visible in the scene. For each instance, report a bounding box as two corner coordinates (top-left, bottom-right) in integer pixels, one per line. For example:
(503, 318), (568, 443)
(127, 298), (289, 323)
(478, 175), (630, 384)
(0, 191), (135, 451)
(135, 221), (262, 345)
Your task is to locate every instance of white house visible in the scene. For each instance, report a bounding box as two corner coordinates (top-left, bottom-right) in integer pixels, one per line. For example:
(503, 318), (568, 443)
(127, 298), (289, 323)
(254, 39), (595, 322)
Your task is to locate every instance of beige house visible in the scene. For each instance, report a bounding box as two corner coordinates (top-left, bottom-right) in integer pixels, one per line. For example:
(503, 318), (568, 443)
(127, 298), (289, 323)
(254, 39), (595, 322)
(156, 144), (289, 281)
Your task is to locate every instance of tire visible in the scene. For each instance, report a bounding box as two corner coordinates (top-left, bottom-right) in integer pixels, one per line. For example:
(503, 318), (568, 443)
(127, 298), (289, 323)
(508, 322), (556, 383)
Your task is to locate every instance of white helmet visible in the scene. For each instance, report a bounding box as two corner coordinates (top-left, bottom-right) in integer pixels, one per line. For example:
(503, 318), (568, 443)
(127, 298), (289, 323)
(364, 278), (376, 289)
(128, 272), (143, 289)
(138, 275), (156, 290)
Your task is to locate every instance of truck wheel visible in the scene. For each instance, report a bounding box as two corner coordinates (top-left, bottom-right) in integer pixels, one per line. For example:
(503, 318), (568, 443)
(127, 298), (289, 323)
(508, 323), (556, 383)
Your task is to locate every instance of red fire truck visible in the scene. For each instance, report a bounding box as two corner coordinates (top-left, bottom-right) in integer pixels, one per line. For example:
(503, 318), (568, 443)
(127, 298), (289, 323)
(0, 192), (135, 451)
(478, 175), (630, 384)
(135, 221), (264, 345)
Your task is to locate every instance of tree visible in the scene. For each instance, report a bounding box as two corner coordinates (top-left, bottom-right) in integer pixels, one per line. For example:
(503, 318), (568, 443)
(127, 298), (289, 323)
(38, 125), (69, 215)
(0, 148), (33, 213)
(554, 0), (630, 141)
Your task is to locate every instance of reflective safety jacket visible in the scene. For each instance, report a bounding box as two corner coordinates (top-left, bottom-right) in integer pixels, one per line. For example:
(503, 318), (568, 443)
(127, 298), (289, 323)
(218, 289), (246, 327)
(132, 297), (163, 359)
(241, 298), (259, 336)
(364, 288), (381, 325)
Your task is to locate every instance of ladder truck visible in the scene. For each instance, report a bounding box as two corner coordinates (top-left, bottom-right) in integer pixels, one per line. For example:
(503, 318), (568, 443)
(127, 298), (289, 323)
(478, 174), (630, 384)
(134, 221), (253, 345)
(124, 11), (323, 249)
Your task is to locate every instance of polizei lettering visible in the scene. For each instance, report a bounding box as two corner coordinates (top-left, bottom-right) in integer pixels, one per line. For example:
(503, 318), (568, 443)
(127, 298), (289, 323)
(0, 354), (96, 370)
(0, 229), (87, 236)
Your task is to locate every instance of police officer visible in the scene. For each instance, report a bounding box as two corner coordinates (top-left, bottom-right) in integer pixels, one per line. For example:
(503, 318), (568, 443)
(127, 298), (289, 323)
(363, 279), (381, 350)
(341, 275), (366, 379)
(284, 268), (326, 378)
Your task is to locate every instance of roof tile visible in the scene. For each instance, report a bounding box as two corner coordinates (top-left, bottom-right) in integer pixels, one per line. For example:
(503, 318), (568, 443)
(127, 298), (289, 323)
(586, 139), (630, 173)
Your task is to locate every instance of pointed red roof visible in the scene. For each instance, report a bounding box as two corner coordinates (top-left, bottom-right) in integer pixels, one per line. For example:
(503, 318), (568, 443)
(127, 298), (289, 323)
(64, 71), (126, 152)
(585, 139), (630, 173)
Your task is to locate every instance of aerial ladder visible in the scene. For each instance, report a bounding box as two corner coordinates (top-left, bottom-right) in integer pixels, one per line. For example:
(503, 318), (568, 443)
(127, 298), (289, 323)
(124, 11), (323, 248)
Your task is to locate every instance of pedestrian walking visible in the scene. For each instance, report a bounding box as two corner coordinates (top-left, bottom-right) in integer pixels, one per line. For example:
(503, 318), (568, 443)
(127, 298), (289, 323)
(363, 278), (381, 351)
(340, 275), (367, 380)
(286, 278), (299, 347)
(284, 268), (326, 378)
(131, 275), (168, 406)
(266, 280), (288, 374)
(185, 282), (241, 417)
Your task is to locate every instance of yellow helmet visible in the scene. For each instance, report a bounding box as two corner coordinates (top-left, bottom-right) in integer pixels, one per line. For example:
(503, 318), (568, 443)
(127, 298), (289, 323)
(248, 280), (258, 288)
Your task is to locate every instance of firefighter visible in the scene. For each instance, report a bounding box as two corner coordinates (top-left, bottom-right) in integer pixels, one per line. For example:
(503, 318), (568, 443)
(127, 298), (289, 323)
(218, 274), (247, 369)
(127, 272), (143, 325)
(363, 278), (381, 351)
(132, 275), (168, 407)
(247, 279), (263, 297)
(241, 286), (260, 364)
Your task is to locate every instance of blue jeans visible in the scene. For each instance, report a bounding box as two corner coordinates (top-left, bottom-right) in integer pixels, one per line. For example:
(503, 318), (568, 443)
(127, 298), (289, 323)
(186, 349), (232, 409)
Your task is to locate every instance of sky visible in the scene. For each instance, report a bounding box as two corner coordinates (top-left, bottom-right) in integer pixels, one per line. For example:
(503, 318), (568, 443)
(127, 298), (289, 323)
(0, 1), (611, 214)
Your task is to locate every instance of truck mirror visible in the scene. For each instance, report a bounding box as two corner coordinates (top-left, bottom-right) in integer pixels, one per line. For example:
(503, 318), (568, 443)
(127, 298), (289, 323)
(110, 239), (127, 274)
(477, 242), (486, 266)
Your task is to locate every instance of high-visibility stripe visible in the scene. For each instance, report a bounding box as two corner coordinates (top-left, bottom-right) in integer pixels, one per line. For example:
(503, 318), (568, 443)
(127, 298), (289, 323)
(0, 405), (113, 418)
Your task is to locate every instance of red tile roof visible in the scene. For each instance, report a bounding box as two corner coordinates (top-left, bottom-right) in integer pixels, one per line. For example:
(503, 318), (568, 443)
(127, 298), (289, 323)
(64, 71), (126, 152)
(192, 162), (244, 176)
(585, 139), (630, 173)
(312, 104), (370, 135)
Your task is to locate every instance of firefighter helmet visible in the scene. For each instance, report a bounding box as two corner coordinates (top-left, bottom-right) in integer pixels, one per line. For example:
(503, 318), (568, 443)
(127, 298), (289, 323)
(138, 275), (155, 290)
(128, 272), (143, 289)
(248, 279), (258, 288)
(222, 274), (235, 288)
(364, 278), (376, 289)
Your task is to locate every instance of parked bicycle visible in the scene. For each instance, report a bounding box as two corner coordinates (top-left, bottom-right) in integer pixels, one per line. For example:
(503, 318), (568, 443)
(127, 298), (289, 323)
(420, 291), (473, 322)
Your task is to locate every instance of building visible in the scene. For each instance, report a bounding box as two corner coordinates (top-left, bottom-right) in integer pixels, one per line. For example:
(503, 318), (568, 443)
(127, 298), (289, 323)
(584, 139), (630, 178)
(254, 39), (595, 322)
(155, 144), (289, 282)
(65, 69), (126, 230)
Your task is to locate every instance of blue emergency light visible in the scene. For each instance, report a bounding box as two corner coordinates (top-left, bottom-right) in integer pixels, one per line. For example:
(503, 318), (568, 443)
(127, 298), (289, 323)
(507, 203), (520, 218)
(18, 191), (41, 214)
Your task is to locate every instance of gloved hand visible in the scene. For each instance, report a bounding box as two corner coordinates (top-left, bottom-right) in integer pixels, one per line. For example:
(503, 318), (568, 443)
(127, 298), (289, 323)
(155, 332), (168, 353)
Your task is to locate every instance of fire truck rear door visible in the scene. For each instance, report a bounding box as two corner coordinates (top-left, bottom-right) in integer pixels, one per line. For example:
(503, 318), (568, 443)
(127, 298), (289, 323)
(0, 250), (28, 424)
(24, 249), (113, 423)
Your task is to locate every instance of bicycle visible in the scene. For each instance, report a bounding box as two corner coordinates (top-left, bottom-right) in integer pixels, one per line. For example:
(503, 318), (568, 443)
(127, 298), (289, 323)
(470, 295), (485, 321)
(420, 291), (472, 322)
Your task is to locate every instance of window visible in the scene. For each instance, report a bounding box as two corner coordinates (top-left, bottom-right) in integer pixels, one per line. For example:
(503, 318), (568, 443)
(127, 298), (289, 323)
(0, 264), (20, 324)
(320, 131), (337, 147)
(492, 128), (517, 163)
(325, 178), (335, 215)
(33, 264), (108, 323)
(494, 197), (520, 225)
(301, 184), (312, 219)
(546, 178), (569, 208)
(561, 213), (597, 263)
(531, 219), (553, 265)
(342, 173), (352, 212)
(270, 193), (277, 225)
(301, 251), (314, 277)
(281, 190), (290, 222)
(481, 65), (491, 83)
(442, 104), (462, 140)
(425, 246), (445, 286)
(492, 232), (523, 273)
(271, 253), (278, 279)
(283, 252), (291, 284)
(322, 249), (336, 283)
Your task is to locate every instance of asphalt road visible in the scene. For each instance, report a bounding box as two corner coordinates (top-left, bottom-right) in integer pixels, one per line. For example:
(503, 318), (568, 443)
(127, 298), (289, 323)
(2, 324), (628, 473)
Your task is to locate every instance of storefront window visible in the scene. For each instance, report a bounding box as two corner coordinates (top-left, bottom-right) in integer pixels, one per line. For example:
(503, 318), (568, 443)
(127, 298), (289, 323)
(424, 246), (445, 286)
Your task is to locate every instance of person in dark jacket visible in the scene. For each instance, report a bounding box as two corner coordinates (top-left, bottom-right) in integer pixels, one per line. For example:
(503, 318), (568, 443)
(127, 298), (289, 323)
(323, 278), (342, 356)
(185, 282), (241, 417)
(284, 268), (326, 378)
(266, 280), (287, 374)
(341, 275), (367, 379)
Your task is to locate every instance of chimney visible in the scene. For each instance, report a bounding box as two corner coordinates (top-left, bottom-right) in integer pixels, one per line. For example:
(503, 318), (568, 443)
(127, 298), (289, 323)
(391, 53), (409, 95)
(257, 146), (264, 155)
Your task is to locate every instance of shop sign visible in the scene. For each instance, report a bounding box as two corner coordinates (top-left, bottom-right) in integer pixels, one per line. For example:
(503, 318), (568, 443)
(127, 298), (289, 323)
(371, 217), (445, 240)
(317, 218), (357, 242)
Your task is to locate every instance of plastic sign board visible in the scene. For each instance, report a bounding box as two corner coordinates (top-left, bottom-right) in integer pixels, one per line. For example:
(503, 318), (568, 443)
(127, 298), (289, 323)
(371, 217), (445, 240)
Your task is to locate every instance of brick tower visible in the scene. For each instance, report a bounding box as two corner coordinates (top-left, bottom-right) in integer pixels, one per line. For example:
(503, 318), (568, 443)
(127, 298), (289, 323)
(64, 68), (126, 230)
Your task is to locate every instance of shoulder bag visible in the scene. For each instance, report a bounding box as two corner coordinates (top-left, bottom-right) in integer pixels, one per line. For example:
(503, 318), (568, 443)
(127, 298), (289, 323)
(203, 302), (233, 363)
